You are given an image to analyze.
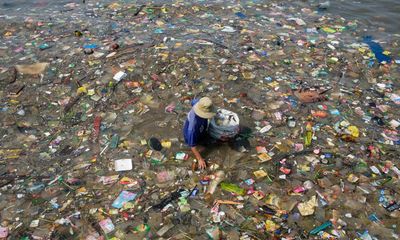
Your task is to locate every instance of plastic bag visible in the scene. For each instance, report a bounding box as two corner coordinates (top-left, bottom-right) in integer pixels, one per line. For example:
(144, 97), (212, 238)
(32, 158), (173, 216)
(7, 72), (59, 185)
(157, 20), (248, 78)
(209, 109), (240, 140)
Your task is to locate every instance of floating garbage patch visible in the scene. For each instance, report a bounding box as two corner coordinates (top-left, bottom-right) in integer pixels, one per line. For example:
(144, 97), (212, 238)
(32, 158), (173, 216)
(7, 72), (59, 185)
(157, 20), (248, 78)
(0, 0), (399, 239)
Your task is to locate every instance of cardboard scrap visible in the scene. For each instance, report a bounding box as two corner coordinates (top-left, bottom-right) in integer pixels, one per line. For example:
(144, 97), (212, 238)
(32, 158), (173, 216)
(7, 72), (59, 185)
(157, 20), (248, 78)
(15, 62), (49, 74)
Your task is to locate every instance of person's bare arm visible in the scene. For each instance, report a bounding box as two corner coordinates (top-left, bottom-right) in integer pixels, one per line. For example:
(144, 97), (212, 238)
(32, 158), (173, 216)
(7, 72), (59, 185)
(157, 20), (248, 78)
(191, 146), (206, 169)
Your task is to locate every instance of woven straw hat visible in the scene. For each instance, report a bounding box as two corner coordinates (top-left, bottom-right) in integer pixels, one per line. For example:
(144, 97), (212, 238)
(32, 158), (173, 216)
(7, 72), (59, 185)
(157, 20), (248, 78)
(193, 97), (216, 119)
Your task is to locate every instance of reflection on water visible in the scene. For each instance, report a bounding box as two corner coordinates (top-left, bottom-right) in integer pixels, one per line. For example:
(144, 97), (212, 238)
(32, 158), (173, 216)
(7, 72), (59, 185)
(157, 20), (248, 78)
(328, 0), (400, 35)
(0, 0), (399, 35)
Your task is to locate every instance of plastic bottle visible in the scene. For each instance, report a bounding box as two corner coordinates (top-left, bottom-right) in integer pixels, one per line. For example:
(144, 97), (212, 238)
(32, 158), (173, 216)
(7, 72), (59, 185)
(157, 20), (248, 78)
(304, 122), (313, 146)
(207, 171), (225, 194)
(27, 183), (45, 193)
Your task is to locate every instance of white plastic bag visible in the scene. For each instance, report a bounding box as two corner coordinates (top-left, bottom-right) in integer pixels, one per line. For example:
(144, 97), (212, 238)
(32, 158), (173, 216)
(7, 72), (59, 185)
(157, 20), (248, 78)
(209, 109), (240, 140)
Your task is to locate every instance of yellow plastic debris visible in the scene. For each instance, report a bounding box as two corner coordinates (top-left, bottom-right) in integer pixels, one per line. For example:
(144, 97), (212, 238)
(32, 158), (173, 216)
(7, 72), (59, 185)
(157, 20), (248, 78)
(253, 169), (268, 179)
(265, 220), (280, 232)
(347, 125), (359, 138)
(242, 72), (255, 79)
(297, 195), (317, 216)
(77, 86), (87, 94)
(161, 140), (172, 148)
(87, 89), (95, 96)
(321, 27), (336, 33)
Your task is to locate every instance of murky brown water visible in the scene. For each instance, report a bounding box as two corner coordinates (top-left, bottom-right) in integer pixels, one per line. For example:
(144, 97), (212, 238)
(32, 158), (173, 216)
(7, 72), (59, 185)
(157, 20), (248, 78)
(1, 0), (399, 239)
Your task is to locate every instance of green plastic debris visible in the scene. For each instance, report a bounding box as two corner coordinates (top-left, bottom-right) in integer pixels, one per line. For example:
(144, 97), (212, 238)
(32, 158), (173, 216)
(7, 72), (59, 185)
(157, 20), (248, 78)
(220, 182), (245, 195)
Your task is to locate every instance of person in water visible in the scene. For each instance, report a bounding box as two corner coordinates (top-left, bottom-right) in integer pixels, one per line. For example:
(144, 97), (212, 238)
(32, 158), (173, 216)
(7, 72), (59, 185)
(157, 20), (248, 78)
(183, 97), (216, 170)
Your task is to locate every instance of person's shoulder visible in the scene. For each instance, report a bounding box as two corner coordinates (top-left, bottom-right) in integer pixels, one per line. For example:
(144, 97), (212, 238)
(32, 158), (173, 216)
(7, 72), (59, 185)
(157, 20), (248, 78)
(188, 109), (196, 119)
(188, 109), (204, 122)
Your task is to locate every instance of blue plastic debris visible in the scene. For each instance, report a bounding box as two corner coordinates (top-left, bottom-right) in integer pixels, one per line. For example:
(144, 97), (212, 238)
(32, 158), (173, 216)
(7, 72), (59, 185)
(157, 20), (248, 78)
(264, 76), (272, 82)
(112, 191), (137, 209)
(368, 59), (375, 68)
(363, 36), (391, 64)
(286, 96), (298, 108)
(39, 43), (51, 50)
(83, 44), (98, 49)
(167, 23), (176, 29)
(235, 12), (247, 19)
(368, 213), (380, 223)
(330, 109), (340, 115)
(258, 50), (268, 56)
(309, 221), (332, 235)
(357, 230), (374, 240)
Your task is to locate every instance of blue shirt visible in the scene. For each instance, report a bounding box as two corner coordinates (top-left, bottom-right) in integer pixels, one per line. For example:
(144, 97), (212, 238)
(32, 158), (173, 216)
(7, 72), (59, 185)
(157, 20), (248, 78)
(183, 109), (208, 147)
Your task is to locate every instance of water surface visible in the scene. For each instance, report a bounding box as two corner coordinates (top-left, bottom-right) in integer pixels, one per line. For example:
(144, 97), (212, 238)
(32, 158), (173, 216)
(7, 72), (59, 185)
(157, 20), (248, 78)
(1, 0), (399, 37)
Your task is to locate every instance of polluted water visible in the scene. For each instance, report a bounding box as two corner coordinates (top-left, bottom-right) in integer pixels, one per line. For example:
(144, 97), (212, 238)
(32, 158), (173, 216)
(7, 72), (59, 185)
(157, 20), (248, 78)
(0, 0), (400, 239)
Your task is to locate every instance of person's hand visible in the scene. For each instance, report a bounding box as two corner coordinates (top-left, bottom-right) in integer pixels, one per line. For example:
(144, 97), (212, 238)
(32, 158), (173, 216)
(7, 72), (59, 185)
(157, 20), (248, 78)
(197, 158), (207, 170)
(191, 146), (207, 170)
